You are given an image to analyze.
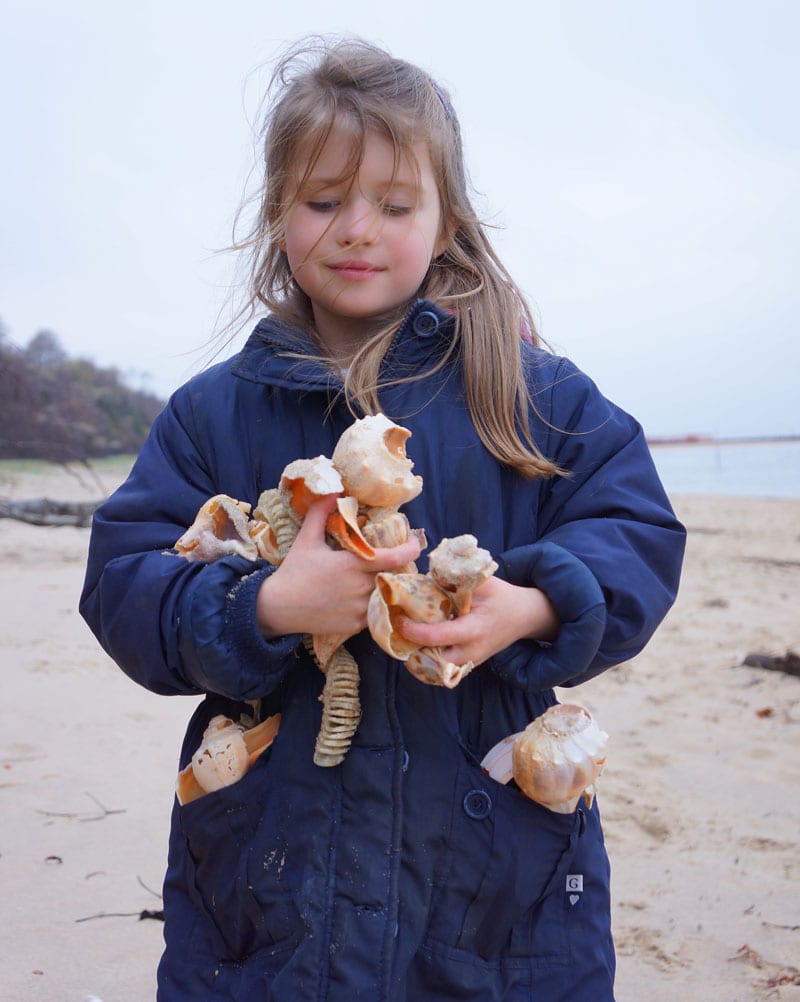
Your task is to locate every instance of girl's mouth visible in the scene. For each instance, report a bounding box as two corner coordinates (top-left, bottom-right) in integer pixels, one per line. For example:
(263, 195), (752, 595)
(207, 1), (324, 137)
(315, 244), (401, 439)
(328, 260), (384, 281)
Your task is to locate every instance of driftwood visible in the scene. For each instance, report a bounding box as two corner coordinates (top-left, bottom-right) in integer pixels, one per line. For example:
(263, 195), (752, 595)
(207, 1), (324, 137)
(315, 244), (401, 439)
(742, 651), (800, 678)
(0, 497), (99, 527)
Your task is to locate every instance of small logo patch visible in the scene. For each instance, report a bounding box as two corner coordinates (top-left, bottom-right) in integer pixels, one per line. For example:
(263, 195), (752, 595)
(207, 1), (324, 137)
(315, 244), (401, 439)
(569, 894), (580, 906)
(566, 874), (584, 893)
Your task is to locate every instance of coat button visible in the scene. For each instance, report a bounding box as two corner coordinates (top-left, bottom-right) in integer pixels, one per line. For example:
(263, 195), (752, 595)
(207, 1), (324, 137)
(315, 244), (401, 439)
(412, 310), (440, 337)
(463, 789), (492, 820)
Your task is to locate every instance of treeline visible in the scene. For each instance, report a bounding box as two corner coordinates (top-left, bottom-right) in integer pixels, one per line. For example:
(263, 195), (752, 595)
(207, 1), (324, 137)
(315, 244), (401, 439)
(0, 326), (165, 460)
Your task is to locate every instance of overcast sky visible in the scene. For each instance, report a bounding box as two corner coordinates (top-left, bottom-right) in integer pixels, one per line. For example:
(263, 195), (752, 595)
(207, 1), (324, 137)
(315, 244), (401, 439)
(2, 1), (797, 438)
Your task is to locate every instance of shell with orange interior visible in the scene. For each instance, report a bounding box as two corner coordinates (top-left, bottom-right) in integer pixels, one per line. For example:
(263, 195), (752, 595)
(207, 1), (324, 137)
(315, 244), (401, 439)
(174, 495), (257, 563)
(366, 535), (495, 688)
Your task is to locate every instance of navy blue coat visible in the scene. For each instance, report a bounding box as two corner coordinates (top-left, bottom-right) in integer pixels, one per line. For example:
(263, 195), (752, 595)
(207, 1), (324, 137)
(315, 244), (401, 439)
(80, 301), (685, 1000)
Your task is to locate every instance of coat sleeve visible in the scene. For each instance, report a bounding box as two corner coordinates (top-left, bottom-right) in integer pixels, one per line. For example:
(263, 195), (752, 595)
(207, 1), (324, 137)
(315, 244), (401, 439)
(79, 384), (301, 700)
(490, 357), (686, 692)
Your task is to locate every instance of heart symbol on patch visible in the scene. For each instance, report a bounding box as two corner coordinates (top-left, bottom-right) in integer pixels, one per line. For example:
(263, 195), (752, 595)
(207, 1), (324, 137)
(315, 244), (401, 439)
(569, 894), (580, 906)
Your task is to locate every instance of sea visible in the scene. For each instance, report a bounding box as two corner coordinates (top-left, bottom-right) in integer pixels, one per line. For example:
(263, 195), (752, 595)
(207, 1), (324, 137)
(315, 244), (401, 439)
(649, 439), (800, 499)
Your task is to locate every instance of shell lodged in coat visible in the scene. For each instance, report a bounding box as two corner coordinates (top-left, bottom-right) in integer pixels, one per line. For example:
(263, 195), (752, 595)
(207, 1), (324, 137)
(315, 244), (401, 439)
(176, 713), (281, 805)
(481, 703), (608, 814)
(331, 413), (423, 508)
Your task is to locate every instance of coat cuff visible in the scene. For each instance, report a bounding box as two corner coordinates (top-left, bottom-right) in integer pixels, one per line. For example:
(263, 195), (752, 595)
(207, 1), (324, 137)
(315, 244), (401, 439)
(491, 542), (607, 691)
(180, 557), (301, 700)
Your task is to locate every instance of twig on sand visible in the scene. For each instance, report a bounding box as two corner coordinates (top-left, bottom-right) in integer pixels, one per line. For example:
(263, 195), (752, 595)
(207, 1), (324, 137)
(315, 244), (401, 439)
(37, 792), (126, 823)
(76, 909), (164, 923)
(76, 875), (165, 924)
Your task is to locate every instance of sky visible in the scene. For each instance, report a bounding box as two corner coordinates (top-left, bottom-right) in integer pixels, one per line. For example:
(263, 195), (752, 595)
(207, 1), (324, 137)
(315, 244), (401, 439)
(2, 0), (798, 439)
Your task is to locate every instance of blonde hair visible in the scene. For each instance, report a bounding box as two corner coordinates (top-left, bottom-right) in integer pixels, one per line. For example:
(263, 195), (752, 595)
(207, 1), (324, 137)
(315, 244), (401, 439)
(233, 37), (560, 479)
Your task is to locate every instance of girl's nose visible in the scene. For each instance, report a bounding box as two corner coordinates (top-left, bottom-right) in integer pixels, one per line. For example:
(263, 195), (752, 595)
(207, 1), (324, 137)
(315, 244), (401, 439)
(336, 198), (380, 246)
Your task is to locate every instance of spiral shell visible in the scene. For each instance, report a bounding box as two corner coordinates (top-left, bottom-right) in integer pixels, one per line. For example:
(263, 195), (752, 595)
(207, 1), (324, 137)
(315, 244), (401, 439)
(481, 704), (608, 814)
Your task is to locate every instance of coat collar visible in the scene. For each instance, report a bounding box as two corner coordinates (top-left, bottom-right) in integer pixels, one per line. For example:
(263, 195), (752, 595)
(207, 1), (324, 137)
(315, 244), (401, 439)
(231, 300), (454, 390)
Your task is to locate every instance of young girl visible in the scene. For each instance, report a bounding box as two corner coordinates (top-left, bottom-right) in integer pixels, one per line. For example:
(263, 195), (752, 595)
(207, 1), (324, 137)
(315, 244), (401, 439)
(81, 38), (684, 1001)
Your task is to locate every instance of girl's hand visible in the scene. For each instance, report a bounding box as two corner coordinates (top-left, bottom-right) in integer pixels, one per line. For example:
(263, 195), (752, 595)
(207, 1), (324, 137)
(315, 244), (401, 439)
(398, 576), (560, 668)
(256, 496), (422, 638)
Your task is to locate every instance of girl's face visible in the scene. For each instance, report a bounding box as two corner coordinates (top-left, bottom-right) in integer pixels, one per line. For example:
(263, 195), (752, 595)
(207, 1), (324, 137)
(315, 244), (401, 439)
(281, 128), (447, 360)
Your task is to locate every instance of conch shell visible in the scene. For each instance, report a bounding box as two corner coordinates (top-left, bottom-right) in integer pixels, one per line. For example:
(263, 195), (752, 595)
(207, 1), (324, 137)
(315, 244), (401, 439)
(367, 534), (496, 688)
(174, 495), (257, 562)
(481, 704), (608, 814)
(331, 413), (423, 508)
(176, 713), (281, 805)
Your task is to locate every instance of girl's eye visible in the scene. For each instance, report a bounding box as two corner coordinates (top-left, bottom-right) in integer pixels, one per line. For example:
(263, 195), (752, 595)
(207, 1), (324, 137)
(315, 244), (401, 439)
(307, 201), (339, 213)
(383, 204), (413, 217)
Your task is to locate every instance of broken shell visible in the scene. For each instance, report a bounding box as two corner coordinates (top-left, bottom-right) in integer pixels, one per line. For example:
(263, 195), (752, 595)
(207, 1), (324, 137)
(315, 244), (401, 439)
(174, 495), (257, 563)
(406, 647), (475, 688)
(428, 534), (498, 615)
(481, 704), (608, 814)
(186, 715), (249, 796)
(176, 713), (281, 805)
(279, 456), (343, 522)
(367, 572), (454, 660)
(332, 414), (423, 508)
(249, 517), (283, 564)
(325, 496), (376, 559)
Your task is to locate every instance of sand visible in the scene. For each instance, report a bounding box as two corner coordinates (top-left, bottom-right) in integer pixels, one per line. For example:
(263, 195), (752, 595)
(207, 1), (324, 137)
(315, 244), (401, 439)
(1, 460), (798, 1001)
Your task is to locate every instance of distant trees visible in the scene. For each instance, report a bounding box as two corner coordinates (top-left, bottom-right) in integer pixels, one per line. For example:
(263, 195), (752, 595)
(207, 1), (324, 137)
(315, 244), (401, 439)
(0, 325), (165, 460)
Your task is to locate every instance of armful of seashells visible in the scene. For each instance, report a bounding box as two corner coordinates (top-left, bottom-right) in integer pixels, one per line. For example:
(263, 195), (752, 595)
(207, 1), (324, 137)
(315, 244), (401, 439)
(480, 703), (608, 814)
(170, 414), (431, 777)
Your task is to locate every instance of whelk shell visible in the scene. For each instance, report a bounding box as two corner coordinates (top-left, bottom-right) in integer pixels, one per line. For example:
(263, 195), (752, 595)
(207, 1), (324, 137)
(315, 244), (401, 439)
(331, 414), (422, 508)
(481, 704), (608, 814)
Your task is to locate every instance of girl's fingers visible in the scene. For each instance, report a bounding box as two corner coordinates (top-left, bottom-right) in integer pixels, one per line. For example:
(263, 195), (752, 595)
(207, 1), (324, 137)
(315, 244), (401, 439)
(293, 495), (340, 547)
(370, 536), (422, 571)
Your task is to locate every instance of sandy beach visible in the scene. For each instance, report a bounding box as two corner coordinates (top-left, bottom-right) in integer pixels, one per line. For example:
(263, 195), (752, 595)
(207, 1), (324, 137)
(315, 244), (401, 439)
(1, 460), (798, 1001)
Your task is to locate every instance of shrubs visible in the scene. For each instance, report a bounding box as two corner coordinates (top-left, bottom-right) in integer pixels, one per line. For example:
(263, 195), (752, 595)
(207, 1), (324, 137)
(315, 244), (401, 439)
(0, 328), (165, 460)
